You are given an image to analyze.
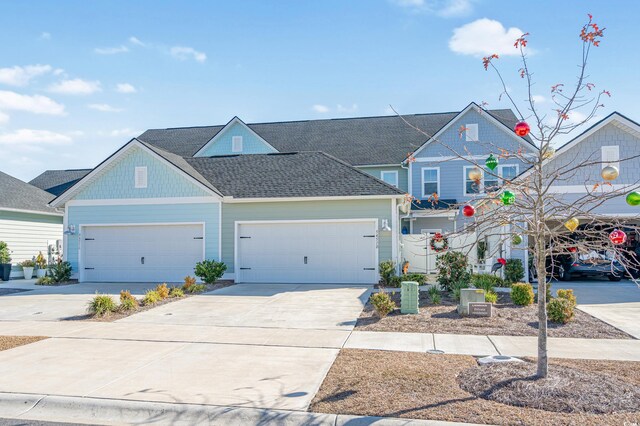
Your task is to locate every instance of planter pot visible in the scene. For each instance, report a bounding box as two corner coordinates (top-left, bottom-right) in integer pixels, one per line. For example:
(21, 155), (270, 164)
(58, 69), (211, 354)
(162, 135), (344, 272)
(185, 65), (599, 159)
(22, 267), (34, 279)
(0, 264), (11, 281)
(36, 268), (47, 278)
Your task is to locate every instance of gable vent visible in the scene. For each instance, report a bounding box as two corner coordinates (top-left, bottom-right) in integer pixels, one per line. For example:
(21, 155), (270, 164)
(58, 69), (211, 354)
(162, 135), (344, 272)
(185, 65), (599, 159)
(135, 166), (148, 188)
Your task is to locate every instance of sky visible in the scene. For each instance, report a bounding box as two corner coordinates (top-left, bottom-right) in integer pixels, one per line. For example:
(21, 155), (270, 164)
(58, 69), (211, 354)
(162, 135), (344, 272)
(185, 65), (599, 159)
(0, 0), (637, 181)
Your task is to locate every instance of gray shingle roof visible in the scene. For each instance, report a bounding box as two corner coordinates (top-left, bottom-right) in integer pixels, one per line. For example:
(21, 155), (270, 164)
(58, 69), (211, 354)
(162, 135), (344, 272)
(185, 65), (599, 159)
(29, 169), (92, 196)
(0, 170), (60, 214)
(186, 152), (405, 198)
(138, 108), (523, 165)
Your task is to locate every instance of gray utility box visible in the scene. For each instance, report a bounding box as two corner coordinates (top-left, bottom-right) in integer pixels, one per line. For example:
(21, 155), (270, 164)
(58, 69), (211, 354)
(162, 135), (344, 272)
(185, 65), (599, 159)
(458, 288), (485, 315)
(400, 281), (419, 314)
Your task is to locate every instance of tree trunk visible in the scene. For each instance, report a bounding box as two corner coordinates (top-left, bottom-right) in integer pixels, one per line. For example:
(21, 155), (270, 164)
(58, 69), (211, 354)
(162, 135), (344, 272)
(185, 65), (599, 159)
(536, 238), (548, 378)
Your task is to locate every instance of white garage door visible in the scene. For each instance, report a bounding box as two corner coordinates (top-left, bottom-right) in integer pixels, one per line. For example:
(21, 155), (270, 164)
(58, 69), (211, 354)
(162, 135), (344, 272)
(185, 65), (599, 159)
(236, 220), (378, 284)
(82, 224), (204, 282)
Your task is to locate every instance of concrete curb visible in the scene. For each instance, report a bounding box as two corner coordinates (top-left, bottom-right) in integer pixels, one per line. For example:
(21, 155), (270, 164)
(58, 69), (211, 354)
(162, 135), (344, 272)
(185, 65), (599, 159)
(0, 393), (478, 425)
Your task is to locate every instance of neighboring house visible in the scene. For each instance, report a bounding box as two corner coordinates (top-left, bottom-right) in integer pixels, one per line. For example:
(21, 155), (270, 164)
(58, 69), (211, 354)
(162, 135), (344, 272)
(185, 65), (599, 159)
(0, 171), (63, 278)
(30, 169), (92, 196)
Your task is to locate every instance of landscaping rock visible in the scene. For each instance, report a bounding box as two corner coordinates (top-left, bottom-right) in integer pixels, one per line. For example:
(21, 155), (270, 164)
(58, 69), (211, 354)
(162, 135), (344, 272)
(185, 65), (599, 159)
(458, 288), (485, 315)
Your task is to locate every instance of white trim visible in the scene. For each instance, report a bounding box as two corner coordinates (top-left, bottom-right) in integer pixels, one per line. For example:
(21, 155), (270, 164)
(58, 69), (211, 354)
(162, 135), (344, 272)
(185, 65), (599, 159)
(357, 164), (401, 168)
(0, 207), (63, 217)
(233, 218), (378, 283)
(134, 166), (148, 189)
(194, 117), (278, 156)
(222, 194), (404, 203)
(380, 170), (399, 187)
(412, 154), (536, 163)
(420, 166), (440, 198)
(546, 183), (640, 194)
(410, 103), (538, 160)
(66, 197), (220, 207)
(63, 207), (68, 262)
(231, 136), (243, 153)
(420, 228), (442, 234)
(391, 198), (398, 266)
(50, 139), (222, 207)
(411, 210), (457, 218)
(218, 203), (222, 262)
(78, 222), (205, 282)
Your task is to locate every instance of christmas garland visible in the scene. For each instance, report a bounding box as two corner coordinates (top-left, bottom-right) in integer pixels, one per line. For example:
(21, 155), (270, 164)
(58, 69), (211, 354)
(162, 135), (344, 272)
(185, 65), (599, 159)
(430, 232), (449, 252)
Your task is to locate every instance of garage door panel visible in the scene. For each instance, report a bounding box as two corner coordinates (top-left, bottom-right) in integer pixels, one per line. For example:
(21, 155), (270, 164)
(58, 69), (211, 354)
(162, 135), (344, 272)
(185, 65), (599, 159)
(237, 221), (377, 284)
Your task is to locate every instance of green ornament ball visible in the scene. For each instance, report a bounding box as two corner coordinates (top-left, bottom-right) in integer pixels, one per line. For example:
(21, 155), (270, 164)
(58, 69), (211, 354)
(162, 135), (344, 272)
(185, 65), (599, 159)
(511, 234), (523, 245)
(485, 154), (498, 171)
(626, 191), (640, 206)
(501, 190), (515, 206)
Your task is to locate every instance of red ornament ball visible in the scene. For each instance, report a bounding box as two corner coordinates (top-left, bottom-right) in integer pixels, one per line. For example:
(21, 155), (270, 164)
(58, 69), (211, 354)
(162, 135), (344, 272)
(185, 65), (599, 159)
(609, 229), (627, 245)
(462, 204), (475, 217)
(514, 121), (530, 137)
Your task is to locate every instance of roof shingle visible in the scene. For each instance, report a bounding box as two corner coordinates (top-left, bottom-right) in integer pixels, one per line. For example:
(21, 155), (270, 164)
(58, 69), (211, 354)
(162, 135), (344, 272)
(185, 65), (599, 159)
(0, 170), (60, 214)
(30, 169), (92, 196)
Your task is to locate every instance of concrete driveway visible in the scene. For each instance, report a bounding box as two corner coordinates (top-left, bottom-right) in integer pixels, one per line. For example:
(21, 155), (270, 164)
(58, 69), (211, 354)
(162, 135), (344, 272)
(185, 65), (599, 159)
(557, 279), (640, 338)
(0, 283), (370, 411)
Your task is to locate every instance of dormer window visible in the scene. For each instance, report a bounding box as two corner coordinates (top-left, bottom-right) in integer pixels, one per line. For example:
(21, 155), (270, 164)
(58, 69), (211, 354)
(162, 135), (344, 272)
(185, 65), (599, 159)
(232, 136), (243, 153)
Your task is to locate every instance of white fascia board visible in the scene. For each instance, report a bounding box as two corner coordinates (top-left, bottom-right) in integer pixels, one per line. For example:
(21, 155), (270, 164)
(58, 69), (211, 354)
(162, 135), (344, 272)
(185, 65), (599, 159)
(356, 164), (402, 168)
(0, 207), (63, 217)
(193, 116), (278, 156)
(222, 194), (405, 203)
(66, 197), (221, 207)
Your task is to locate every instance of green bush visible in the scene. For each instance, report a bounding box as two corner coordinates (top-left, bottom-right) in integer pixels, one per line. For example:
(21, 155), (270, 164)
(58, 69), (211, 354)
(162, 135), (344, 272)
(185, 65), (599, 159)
(504, 258), (525, 283)
(0, 241), (11, 264)
(511, 282), (535, 306)
(471, 273), (507, 288)
(485, 291), (498, 304)
(400, 273), (426, 285)
(155, 283), (169, 299)
(388, 276), (402, 288)
(547, 297), (575, 323)
(436, 251), (471, 292)
(186, 284), (206, 293)
(378, 260), (396, 287)
(370, 291), (396, 318)
(557, 289), (577, 307)
(87, 293), (117, 316)
(48, 260), (72, 283)
(194, 260), (227, 284)
(142, 290), (161, 305)
(452, 282), (470, 301)
(35, 276), (55, 285)
(169, 287), (185, 298)
(119, 290), (139, 311)
(427, 286), (441, 305)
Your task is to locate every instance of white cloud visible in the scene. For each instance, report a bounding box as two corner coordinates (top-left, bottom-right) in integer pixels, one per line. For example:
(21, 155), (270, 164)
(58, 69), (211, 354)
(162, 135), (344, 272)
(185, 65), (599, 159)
(0, 111), (9, 124)
(110, 128), (141, 138)
(88, 103), (123, 113)
(0, 90), (65, 115)
(170, 46), (207, 63)
(531, 95), (546, 104)
(337, 104), (358, 113)
(40, 32), (51, 40)
(312, 104), (330, 113)
(129, 36), (145, 47)
(391, 0), (473, 17)
(48, 78), (102, 95)
(0, 129), (72, 146)
(94, 45), (129, 55)
(0, 64), (53, 87)
(116, 83), (136, 93)
(449, 18), (525, 57)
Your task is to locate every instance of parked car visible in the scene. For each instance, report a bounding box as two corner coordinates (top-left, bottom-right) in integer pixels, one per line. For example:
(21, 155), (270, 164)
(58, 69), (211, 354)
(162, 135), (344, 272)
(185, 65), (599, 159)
(549, 250), (624, 281)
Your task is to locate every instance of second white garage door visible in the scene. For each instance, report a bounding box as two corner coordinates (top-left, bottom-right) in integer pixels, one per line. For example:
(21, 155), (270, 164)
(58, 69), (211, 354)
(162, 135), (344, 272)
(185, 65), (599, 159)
(82, 224), (204, 282)
(236, 220), (378, 284)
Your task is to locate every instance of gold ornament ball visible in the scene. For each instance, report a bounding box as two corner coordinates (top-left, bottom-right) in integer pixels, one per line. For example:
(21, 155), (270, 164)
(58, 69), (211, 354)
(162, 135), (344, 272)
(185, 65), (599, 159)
(564, 217), (579, 232)
(468, 167), (483, 181)
(542, 147), (555, 159)
(601, 165), (619, 181)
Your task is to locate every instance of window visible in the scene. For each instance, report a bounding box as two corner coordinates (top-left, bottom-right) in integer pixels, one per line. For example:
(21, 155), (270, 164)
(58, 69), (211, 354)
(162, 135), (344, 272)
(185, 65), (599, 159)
(500, 165), (519, 183)
(486, 164), (519, 192)
(232, 136), (243, 153)
(134, 166), (147, 188)
(381, 170), (399, 187)
(601, 145), (619, 169)
(421, 167), (439, 198)
(464, 166), (481, 195)
(465, 123), (478, 142)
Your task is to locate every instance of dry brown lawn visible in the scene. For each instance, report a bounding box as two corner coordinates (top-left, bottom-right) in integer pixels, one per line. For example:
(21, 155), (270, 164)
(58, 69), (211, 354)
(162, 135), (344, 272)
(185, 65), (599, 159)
(0, 336), (47, 352)
(356, 291), (632, 339)
(310, 349), (640, 426)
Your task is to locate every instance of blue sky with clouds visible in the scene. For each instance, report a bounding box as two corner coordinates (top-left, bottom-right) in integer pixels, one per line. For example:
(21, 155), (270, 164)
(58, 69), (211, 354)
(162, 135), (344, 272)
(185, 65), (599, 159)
(0, 0), (637, 181)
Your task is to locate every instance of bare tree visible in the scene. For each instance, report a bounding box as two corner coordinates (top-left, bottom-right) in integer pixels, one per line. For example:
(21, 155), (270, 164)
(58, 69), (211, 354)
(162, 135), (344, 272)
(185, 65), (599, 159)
(397, 15), (640, 378)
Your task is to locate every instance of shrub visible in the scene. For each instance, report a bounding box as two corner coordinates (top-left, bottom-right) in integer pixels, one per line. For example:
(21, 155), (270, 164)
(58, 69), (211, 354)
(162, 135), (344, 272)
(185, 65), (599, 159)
(511, 282), (535, 306)
(36, 276), (55, 285)
(142, 290), (161, 305)
(87, 293), (117, 316)
(547, 297), (575, 323)
(48, 259), (72, 283)
(183, 276), (196, 292)
(472, 273), (507, 288)
(169, 287), (185, 298)
(557, 289), (577, 307)
(0, 241), (11, 264)
(35, 252), (46, 269)
(504, 258), (525, 283)
(436, 251), (470, 292)
(400, 273), (426, 285)
(119, 290), (139, 311)
(20, 260), (35, 268)
(453, 282), (470, 301)
(388, 276), (402, 288)
(485, 291), (498, 304)
(378, 260), (396, 287)
(370, 291), (396, 317)
(155, 283), (169, 299)
(194, 260), (227, 284)
(427, 286), (441, 305)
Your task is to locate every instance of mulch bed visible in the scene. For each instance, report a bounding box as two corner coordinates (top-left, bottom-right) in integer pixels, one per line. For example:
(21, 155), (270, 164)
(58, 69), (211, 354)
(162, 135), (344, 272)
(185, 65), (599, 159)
(0, 336), (47, 352)
(356, 291), (632, 339)
(310, 349), (640, 425)
(62, 281), (235, 322)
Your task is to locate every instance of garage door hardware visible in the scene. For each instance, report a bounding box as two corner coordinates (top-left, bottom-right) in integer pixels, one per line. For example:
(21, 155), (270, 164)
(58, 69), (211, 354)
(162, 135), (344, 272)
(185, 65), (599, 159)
(84, 268), (95, 270)
(240, 267), (251, 270)
(193, 237), (203, 240)
(239, 236), (251, 239)
(363, 268), (376, 270)
(363, 235), (375, 238)
(84, 238), (95, 241)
